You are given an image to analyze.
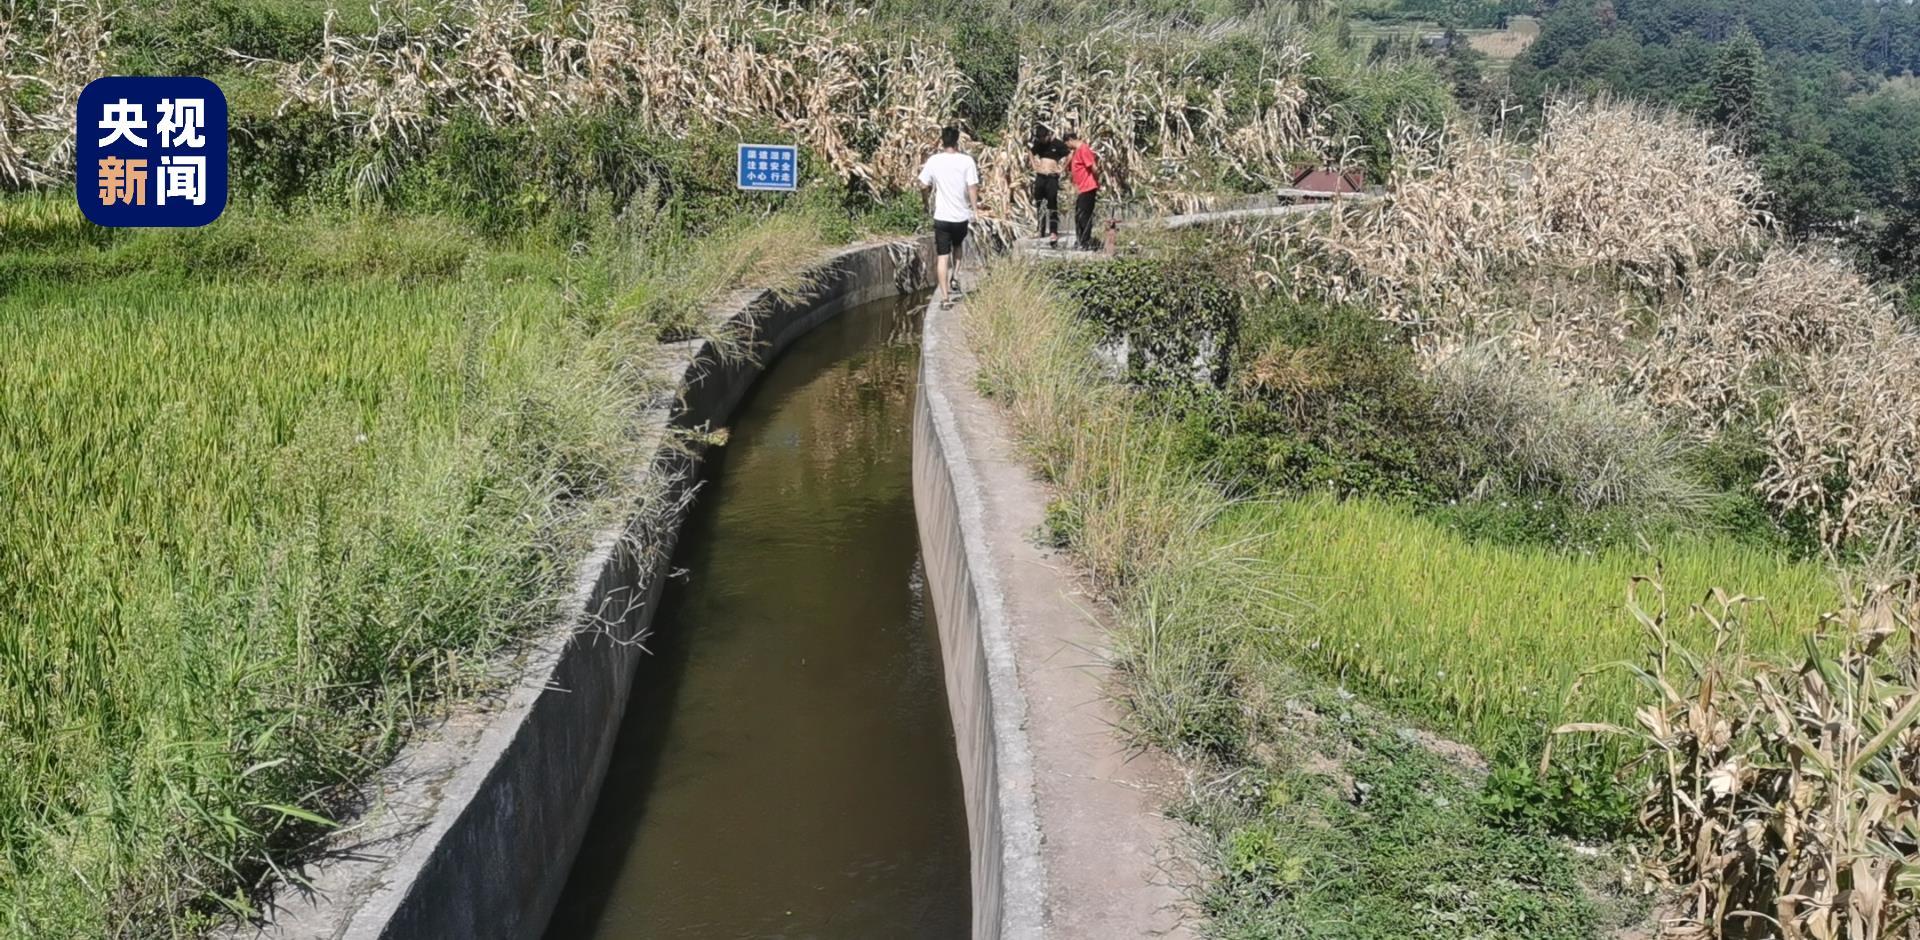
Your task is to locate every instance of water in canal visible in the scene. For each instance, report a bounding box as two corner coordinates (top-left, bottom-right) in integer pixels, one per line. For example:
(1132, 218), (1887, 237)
(544, 292), (970, 939)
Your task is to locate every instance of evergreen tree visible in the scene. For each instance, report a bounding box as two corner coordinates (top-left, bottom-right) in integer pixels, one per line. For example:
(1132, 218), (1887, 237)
(1762, 142), (1859, 239)
(1709, 25), (1769, 151)
(1875, 153), (1920, 286)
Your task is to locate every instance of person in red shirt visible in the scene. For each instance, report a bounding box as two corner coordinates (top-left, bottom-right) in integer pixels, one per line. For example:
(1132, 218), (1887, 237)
(1065, 131), (1100, 251)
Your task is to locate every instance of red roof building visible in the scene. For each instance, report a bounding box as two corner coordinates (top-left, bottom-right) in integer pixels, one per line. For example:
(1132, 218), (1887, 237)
(1289, 167), (1367, 194)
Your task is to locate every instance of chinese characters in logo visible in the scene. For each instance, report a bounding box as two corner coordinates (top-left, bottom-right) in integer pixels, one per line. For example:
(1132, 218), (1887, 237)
(76, 77), (227, 227)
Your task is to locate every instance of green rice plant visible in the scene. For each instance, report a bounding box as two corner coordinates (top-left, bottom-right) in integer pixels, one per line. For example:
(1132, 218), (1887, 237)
(965, 260), (1623, 937)
(1224, 494), (1839, 754)
(0, 268), (628, 936)
(0, 202), (835, 935)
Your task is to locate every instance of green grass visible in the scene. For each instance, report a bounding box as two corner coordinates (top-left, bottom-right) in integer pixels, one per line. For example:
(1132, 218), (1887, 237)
(1226, 495), (1838, 755)
(0, 195), (836, 935)
(1185, 711), (1631, 939)
(966, 263), (1627, 938)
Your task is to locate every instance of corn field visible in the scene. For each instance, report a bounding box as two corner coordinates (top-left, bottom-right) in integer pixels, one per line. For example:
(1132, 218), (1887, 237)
(1249, 99), (1920, 549)
(0, 0), (109, 187)
(972, 22), (1336, 217)
(2, 0), (1364, 215)
(1563, 575), (1920, 939)
(269, 0), (1348, 216)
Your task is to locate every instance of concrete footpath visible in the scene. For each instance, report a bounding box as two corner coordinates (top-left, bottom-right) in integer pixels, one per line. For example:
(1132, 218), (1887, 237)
(915, 267), (1196, 939)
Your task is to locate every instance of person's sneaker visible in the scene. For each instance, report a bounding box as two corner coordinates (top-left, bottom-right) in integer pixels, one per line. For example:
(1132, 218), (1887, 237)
(949, 277), (962, 296)
(1049, 237), (1060, 250)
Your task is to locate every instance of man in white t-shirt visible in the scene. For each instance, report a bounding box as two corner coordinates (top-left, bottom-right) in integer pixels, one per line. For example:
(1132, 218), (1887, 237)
(916, 125), (979, 308)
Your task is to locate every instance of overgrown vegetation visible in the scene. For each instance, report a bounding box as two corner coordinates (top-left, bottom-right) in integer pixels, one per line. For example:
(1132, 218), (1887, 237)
(1506, 0), (1920, 308)
(1186, 712), (1626, 939)
(1571, 576), (1920, 939)
(966, 264), (1632, 938)
(1256, 99), (1920, 551)
(2, 0), (1454, 219)
(0, 191), (839, 936)
(0, 0), (1482, 934)
(966, 87), (1920, 934)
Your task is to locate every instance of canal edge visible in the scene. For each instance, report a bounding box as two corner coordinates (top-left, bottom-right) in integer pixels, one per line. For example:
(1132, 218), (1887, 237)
(913, 288), (1050, 940)
(226, 237), (936, 940)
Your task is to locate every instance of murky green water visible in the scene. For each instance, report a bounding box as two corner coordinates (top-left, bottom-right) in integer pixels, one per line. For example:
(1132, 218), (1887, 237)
(544, 293), (970, 939)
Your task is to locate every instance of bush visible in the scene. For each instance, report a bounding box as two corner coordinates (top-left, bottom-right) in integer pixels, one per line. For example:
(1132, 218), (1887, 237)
(1426, 345), (1712, 518)
(1159, 292), (1494, 504)
(1053, 253), (1240, 388)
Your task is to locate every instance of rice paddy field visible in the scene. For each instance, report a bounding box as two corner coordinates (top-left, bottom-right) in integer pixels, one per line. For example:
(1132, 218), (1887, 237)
(1223, 494), (1839, 754)
(0, 195), (833, 934)
(1346, 15), (1540, 73)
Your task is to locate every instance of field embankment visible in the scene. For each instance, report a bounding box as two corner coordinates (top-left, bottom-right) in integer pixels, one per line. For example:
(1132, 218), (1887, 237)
(962, 264), (1641, 938)
(958, 97), (1920, 937)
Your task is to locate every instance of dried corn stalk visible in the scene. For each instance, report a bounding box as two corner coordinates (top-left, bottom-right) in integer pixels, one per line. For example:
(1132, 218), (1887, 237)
(1577, 576), (1920, 939)
(0, 0), (110, 187)
(262, 0), (963, 199)
(1250, 98), (1920, 547)
(974, 23), (1334, 219)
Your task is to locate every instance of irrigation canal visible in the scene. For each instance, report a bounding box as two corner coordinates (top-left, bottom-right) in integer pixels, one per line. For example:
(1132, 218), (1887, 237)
(544, 292), (971, 938)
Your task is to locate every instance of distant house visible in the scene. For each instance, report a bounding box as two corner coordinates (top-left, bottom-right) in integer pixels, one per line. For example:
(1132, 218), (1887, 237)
(1289, 166), (1367, 195)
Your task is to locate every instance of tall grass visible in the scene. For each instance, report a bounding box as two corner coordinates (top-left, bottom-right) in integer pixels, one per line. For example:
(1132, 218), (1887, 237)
(965, 261), (1630, 935)
(0, 203), (830, 935)
(1426, 344), (1712, 519)
(966, 263), (1276, 755)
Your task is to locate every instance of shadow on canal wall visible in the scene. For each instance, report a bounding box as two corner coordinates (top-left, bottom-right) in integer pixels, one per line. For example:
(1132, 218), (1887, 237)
(238, 239), (934, 940)
(911, 297), (1048, 940)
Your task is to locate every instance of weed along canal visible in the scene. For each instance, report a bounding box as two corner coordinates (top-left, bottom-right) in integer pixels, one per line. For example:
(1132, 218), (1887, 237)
(544, 291), (970, 938)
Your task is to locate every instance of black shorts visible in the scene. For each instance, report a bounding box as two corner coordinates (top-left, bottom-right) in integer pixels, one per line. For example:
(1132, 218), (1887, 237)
(933, 219), (970, 256)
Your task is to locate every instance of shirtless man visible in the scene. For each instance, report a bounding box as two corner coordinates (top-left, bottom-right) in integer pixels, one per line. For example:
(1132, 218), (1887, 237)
(1030, 124), (1069, 249)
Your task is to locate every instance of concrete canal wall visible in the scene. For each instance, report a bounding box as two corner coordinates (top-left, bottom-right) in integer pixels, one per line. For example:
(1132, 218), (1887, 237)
(912, 299), (1048, 940)
(912, 264), (1207, 940)
(239, 239), (933, 940)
